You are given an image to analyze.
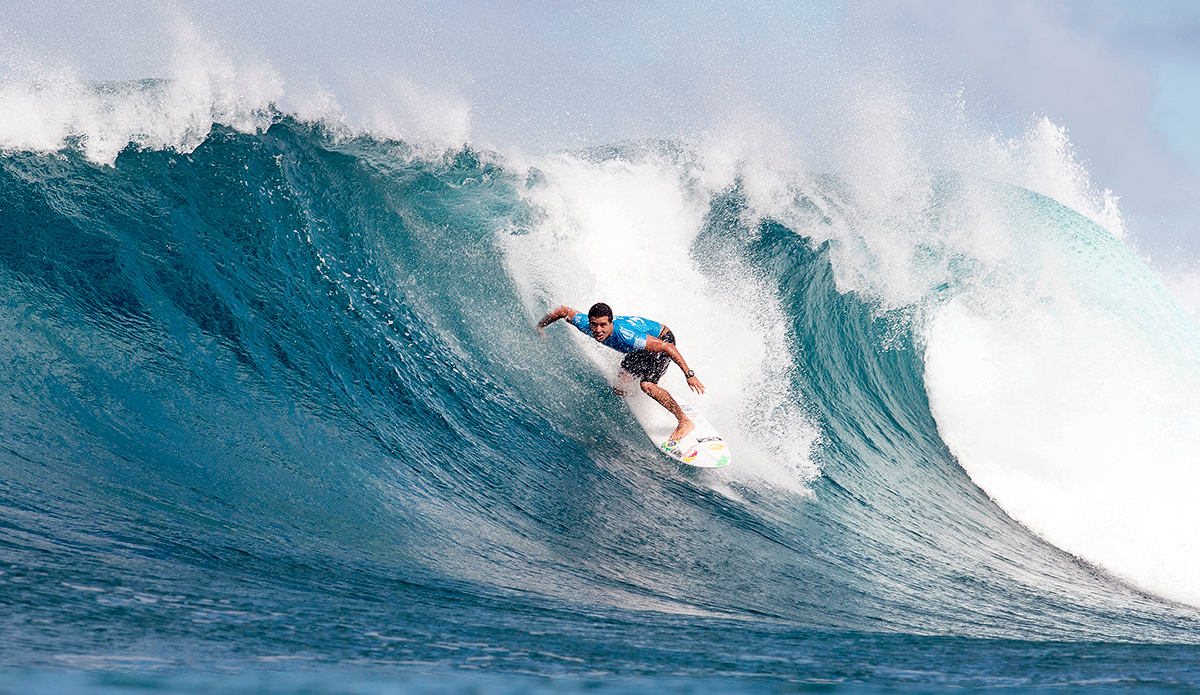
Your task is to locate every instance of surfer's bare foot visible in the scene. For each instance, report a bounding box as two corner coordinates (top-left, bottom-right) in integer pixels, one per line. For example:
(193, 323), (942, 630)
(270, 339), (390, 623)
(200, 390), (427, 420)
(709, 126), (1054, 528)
(668, 418), (695, 442)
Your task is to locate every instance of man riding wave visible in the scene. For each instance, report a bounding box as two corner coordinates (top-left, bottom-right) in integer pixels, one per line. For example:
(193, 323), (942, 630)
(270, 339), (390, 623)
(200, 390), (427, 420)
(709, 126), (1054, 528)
(537, 302), (705, 442)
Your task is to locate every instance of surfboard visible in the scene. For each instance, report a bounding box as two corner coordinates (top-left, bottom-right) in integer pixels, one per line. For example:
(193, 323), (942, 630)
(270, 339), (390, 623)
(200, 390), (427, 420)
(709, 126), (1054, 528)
(622, 382), (731, 468)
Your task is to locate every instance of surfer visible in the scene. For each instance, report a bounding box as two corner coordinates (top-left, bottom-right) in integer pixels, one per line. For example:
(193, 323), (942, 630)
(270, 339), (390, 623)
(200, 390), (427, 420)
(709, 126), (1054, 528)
(537, 302), (705, 441)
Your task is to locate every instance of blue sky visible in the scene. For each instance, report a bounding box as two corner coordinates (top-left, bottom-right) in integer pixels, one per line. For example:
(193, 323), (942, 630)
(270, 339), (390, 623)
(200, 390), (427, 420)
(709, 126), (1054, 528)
(3, 0), (1199, 258)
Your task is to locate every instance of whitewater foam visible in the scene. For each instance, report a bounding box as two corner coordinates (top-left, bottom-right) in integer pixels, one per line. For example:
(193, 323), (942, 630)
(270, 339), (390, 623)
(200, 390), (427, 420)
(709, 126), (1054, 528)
(922, 195), (1200, 608)
(500, 147), (822, 493)
(359, 73), (471, 148)
(0, 18), (281, 165)
(0, 10), (477, 166)
(977, 115), (1126, 240)
(685, 89), (1200, 609)
(927, 309), (1200, 607)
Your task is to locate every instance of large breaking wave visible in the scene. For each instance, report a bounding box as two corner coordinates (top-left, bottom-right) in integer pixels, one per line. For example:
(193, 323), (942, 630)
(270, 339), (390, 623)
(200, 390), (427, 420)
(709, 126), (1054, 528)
(3, 76), (1200, 690)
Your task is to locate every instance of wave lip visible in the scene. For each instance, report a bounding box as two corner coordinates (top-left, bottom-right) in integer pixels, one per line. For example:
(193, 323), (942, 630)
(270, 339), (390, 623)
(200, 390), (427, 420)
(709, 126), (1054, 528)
(924, 187), (1200, 608)
(1, 21), (283, 166)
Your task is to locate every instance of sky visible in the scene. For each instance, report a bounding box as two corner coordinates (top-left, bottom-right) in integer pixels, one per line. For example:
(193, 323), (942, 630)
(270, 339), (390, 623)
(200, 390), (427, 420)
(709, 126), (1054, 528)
(2, 0), (1200, 260)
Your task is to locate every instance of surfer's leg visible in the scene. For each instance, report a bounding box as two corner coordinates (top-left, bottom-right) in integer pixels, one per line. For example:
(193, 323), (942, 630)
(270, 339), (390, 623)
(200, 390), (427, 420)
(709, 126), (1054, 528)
(617, 351), (653, 396)
(641, 381), (695, 441)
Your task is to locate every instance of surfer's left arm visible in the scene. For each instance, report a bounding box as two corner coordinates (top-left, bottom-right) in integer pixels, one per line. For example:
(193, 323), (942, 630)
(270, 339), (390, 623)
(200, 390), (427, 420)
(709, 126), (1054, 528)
(644, 337), (705, 395)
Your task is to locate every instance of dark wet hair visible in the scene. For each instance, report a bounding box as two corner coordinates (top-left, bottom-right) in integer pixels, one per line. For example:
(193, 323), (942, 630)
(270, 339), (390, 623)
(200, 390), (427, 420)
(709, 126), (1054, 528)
(587, 302), (613, 321)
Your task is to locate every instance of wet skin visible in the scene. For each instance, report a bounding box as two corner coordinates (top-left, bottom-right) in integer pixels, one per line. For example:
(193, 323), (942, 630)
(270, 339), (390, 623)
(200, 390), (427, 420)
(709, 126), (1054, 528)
(537, 306), (706, 442)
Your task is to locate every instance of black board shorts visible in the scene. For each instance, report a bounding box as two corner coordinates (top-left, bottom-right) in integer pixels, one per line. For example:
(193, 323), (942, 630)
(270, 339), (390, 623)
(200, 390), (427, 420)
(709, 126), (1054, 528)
(620, 329), (675, 385)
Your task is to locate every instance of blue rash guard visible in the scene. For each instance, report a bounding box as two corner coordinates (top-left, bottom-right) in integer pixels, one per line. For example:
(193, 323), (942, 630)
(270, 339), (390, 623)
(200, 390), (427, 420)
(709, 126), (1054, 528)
(570, 314), (664, 353)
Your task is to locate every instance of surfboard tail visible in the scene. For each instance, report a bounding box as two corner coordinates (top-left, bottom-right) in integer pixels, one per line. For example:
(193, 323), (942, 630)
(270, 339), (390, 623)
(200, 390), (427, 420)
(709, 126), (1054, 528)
(626, 382), (732, 468)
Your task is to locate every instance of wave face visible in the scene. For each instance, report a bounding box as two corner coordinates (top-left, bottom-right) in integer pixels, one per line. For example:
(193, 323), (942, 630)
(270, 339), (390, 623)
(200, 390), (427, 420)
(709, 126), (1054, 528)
(3, 117), (1200, 692)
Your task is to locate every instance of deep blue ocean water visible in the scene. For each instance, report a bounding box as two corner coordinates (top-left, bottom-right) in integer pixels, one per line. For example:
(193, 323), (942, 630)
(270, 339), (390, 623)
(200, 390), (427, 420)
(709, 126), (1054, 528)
(3, 117), (1200, 693)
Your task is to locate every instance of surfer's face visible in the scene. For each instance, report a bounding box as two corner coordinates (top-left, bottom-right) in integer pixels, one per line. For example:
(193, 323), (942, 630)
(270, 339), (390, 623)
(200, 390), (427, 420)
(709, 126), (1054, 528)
(588, 316), (613, 342)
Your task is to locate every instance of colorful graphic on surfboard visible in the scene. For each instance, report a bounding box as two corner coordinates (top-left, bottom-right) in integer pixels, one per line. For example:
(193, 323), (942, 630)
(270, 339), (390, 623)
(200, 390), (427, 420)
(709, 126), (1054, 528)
(622, 379), (731, 468)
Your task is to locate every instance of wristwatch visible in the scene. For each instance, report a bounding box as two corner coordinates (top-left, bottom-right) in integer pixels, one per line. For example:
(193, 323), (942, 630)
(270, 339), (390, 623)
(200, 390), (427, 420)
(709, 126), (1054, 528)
(684, 370), (695, 379)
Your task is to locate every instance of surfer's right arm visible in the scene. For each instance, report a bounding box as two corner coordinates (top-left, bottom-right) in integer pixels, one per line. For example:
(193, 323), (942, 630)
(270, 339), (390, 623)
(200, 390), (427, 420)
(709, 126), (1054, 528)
(536, 306), (578, 338)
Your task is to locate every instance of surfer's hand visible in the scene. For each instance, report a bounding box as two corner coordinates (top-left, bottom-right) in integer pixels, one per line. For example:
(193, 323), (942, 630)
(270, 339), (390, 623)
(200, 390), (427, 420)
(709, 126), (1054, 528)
(687, 376), (705, 395)
(537, 325), (547, 340)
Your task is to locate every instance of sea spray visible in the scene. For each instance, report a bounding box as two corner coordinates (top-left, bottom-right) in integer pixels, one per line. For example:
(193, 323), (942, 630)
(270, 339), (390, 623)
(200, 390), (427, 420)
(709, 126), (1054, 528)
(3, 79), (1200, 692)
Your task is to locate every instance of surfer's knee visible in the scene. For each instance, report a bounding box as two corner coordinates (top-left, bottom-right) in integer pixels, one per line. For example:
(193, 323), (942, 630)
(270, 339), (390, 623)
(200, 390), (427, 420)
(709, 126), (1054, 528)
(640, 381), (655, 395)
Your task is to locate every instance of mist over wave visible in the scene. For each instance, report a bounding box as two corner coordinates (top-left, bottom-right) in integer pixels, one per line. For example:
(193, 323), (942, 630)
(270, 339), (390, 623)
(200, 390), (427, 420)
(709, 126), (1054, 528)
(3, 62), (1200, 690)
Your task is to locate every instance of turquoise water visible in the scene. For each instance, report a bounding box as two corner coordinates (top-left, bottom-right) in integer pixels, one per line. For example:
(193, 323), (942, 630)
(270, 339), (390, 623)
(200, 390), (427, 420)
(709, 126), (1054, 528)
(2, 118), (1199, 693)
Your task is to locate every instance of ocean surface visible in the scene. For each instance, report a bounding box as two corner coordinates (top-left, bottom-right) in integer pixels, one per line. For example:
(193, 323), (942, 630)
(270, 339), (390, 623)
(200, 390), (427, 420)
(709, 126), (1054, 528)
(3, 108), (1200, 693)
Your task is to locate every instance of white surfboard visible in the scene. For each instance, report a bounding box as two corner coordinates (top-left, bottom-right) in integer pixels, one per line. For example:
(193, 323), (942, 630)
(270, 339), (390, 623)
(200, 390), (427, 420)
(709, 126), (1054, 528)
(622, 381), (731, 468)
